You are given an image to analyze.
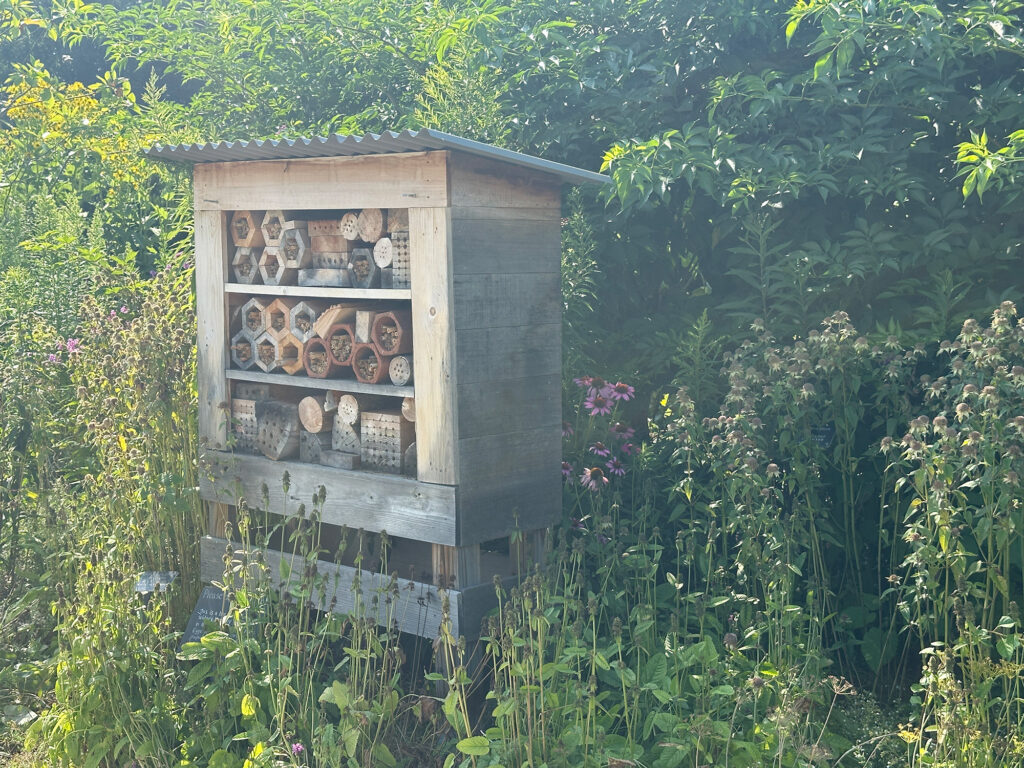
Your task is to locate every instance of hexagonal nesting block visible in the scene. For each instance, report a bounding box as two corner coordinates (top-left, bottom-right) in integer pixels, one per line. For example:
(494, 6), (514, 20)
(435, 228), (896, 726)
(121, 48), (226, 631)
(232, 246), (262, 284)
(261, 210), (288, 246)
(280, 227), (312, 269)
(253, 331), (303, 374)
(351, 343), (390, 384)
(265, 297), (298, 340)
(254, 331), (282, 372)
(230, 329), (257, 369)
(258, 247), (296, 286)
(371, 310), (413, 356)
(302, 337), (341, 379)
(240, 297), (268, 338)
(289, 300), (326, 343)
(349, 248), (379, 289)
(278, 333), (305, 375)
(325, 323), (356, 366)
(230, 210), (266, 248)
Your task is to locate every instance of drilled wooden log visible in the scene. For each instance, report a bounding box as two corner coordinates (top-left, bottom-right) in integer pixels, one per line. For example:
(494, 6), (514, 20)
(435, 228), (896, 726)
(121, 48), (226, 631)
(299, 431), (332, 463)
(280, 228), (312, 269)
(264, 298), (298, 340)
(331, 418), (361, 454)
(259, 247), (296, 286)
(351, 343), (390, 384)
(388, 208), (409, 233)
(312, 250), (350, 269)
(289, 300), (327, 343)
(302, 337), (340, 379)
(256, 401), (300, 460)
(325, 323), (356, 367)
(372, 237), (393, 268)
(309, 218), (346, 237)
(231, 210), (266, 248)
(389, 354), (413, 386)
(371, 310), (413, 356)
(298, 395), (333, 433)
(390, 231), (410, 289)
(230, 330), (256, 370)
(261, 210), (289, 246)
(403, 442), (417, 477)
(349, 248), (379, 289)
(354, 310), (377, 343)
(401, 397), (416, 423)
(234, 382), (271, 401)
(360, 410), (414, 474)
(334, 394), (390, 426)
(320, 449), (361, 469)
(232, 246), (262, 284)
(241, 297), (268, 338)
(298, 267), (351, 287)
(340, 212), (360, 240)
(357, 208), (386, 242)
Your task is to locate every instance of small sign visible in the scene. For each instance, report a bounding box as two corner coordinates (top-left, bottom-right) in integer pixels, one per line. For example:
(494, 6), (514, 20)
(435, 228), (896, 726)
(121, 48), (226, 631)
(180, 586), (229, 646)
(135, 571), (179, 594)
(811, 424), (835, 449)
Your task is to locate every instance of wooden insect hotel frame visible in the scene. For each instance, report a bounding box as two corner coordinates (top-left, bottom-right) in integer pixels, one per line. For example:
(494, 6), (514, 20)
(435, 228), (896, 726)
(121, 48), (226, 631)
(150, 129), (607, 639)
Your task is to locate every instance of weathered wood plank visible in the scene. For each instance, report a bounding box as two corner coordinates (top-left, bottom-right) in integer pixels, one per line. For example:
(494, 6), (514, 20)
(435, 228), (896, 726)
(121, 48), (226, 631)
(194, 152), (449, 211)
(408, 208), (459, 485)
(199, 450), (457, 545)
(448, 153), (561, 210)
(196, 209), (230, 450)
(456, 427), (561, 544)
(453, 273), (560, 329)
(450, 217), (560, 275)
(225, 369), (413, 398)
(454, 324), (560, 384)
(224, 283), (410, 301)
(199, 536), (457, 637)
(457, 374), (561, 439)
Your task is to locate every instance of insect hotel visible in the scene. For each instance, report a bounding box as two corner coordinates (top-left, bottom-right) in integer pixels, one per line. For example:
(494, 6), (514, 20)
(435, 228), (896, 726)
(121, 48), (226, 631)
(148, 129), (607, 639)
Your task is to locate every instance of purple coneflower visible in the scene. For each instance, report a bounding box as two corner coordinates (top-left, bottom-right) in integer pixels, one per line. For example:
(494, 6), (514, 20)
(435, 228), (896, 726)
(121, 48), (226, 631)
(580, 466), (609, 491)
(573, 375), (593, 389)
(588, 376), (612, 397)
(65, 338), (80, 354)
(621, 442), (638, 455)
(585, 392), (612, 416)
(562, 461), (573, 480)
(610, 381), (635, 401)
(605, 457), (626, 477)
(589, 441), (611, 457)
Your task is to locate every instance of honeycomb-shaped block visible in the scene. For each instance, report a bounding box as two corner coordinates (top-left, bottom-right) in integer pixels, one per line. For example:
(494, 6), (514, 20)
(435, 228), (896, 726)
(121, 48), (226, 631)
(259, 248), (296, 286)
(289, 300), (324, 343)
(265, 297), (297, 340)
(230, 329), (256, 369)
(352, 343), (389, 384)
(326, 323), (356, 366)
(302, 337), (339, 379)
(349, 248), (379, 289)
(230, 210), (266, 248)
(371, 310), (413, 356)
(232, 247), (262, 284)
(254, 331), (282, 372)
(280, 227), (311, 269)
(240, 297), (268, 338)
(261, 210), (288, 245)
(278, 333), (304, 375)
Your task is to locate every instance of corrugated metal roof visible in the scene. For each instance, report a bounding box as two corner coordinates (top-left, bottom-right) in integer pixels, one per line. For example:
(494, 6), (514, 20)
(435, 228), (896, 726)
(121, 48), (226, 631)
(146, 128), (608, 186)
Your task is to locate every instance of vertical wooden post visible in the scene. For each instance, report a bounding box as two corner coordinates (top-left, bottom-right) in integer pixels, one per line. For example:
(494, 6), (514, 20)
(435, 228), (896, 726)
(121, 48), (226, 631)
(431, 543), (481, 589)
(409, 207), (458, 485)
(511, 529), (547, 576)
(195, 208), (230, 450)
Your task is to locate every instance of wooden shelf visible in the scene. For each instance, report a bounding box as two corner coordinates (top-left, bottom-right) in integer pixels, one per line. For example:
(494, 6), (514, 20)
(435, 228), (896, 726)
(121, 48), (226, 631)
(226, 369), (414, 398)
(225, 283), (411, 301)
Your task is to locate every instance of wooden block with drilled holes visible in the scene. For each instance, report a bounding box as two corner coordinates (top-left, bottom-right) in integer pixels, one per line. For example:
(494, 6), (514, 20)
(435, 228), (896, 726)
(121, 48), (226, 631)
(390, 231), (410, 289)
(389, 354), (413, 386)
(360, 410), (413, 473)
(308, 219), (346, 237)
(255, 401), (300, 460)
(331, 418), (361, 454)
(299, 431), (332, 463)
(234, 382), (271, 401)
(231, 398), (259, 454)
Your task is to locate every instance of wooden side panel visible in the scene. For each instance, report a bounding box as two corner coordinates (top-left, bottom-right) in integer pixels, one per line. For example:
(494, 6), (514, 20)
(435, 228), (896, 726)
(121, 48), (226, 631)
(200, 536), (456, 638)
(409, 208), (458, 485)
(450, 217), (560, 274)
(448, 153), (561, 210)
(455, 324), (560, 384)
(452, 273), (560, 330)
(199, 451), (457, 545)
(194, 152), (448, 211)
(196, 209), (230, 450)
(457, 374), (561, 438)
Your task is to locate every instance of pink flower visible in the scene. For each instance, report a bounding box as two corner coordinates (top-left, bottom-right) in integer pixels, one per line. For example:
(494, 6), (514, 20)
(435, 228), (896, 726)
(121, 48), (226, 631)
(584, 392), (612, 416)
(65, 338), (80, 354)
(610, 382), (635, 401)
(120, 305), (129, 314)
(610, 422), (635, 441)
(621, 442), (638, 455)
(573, 375), (593, 389)
(562, 421), (574, 438)
(291, 743), (304, 755)
(562, 461), (573, 479)
(580, 466), (608, 491)
(47, 353), (58, 363)
(588, 376), (613, 398)
(605, 457), (626, 476)
(589, 441), (611, 457)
